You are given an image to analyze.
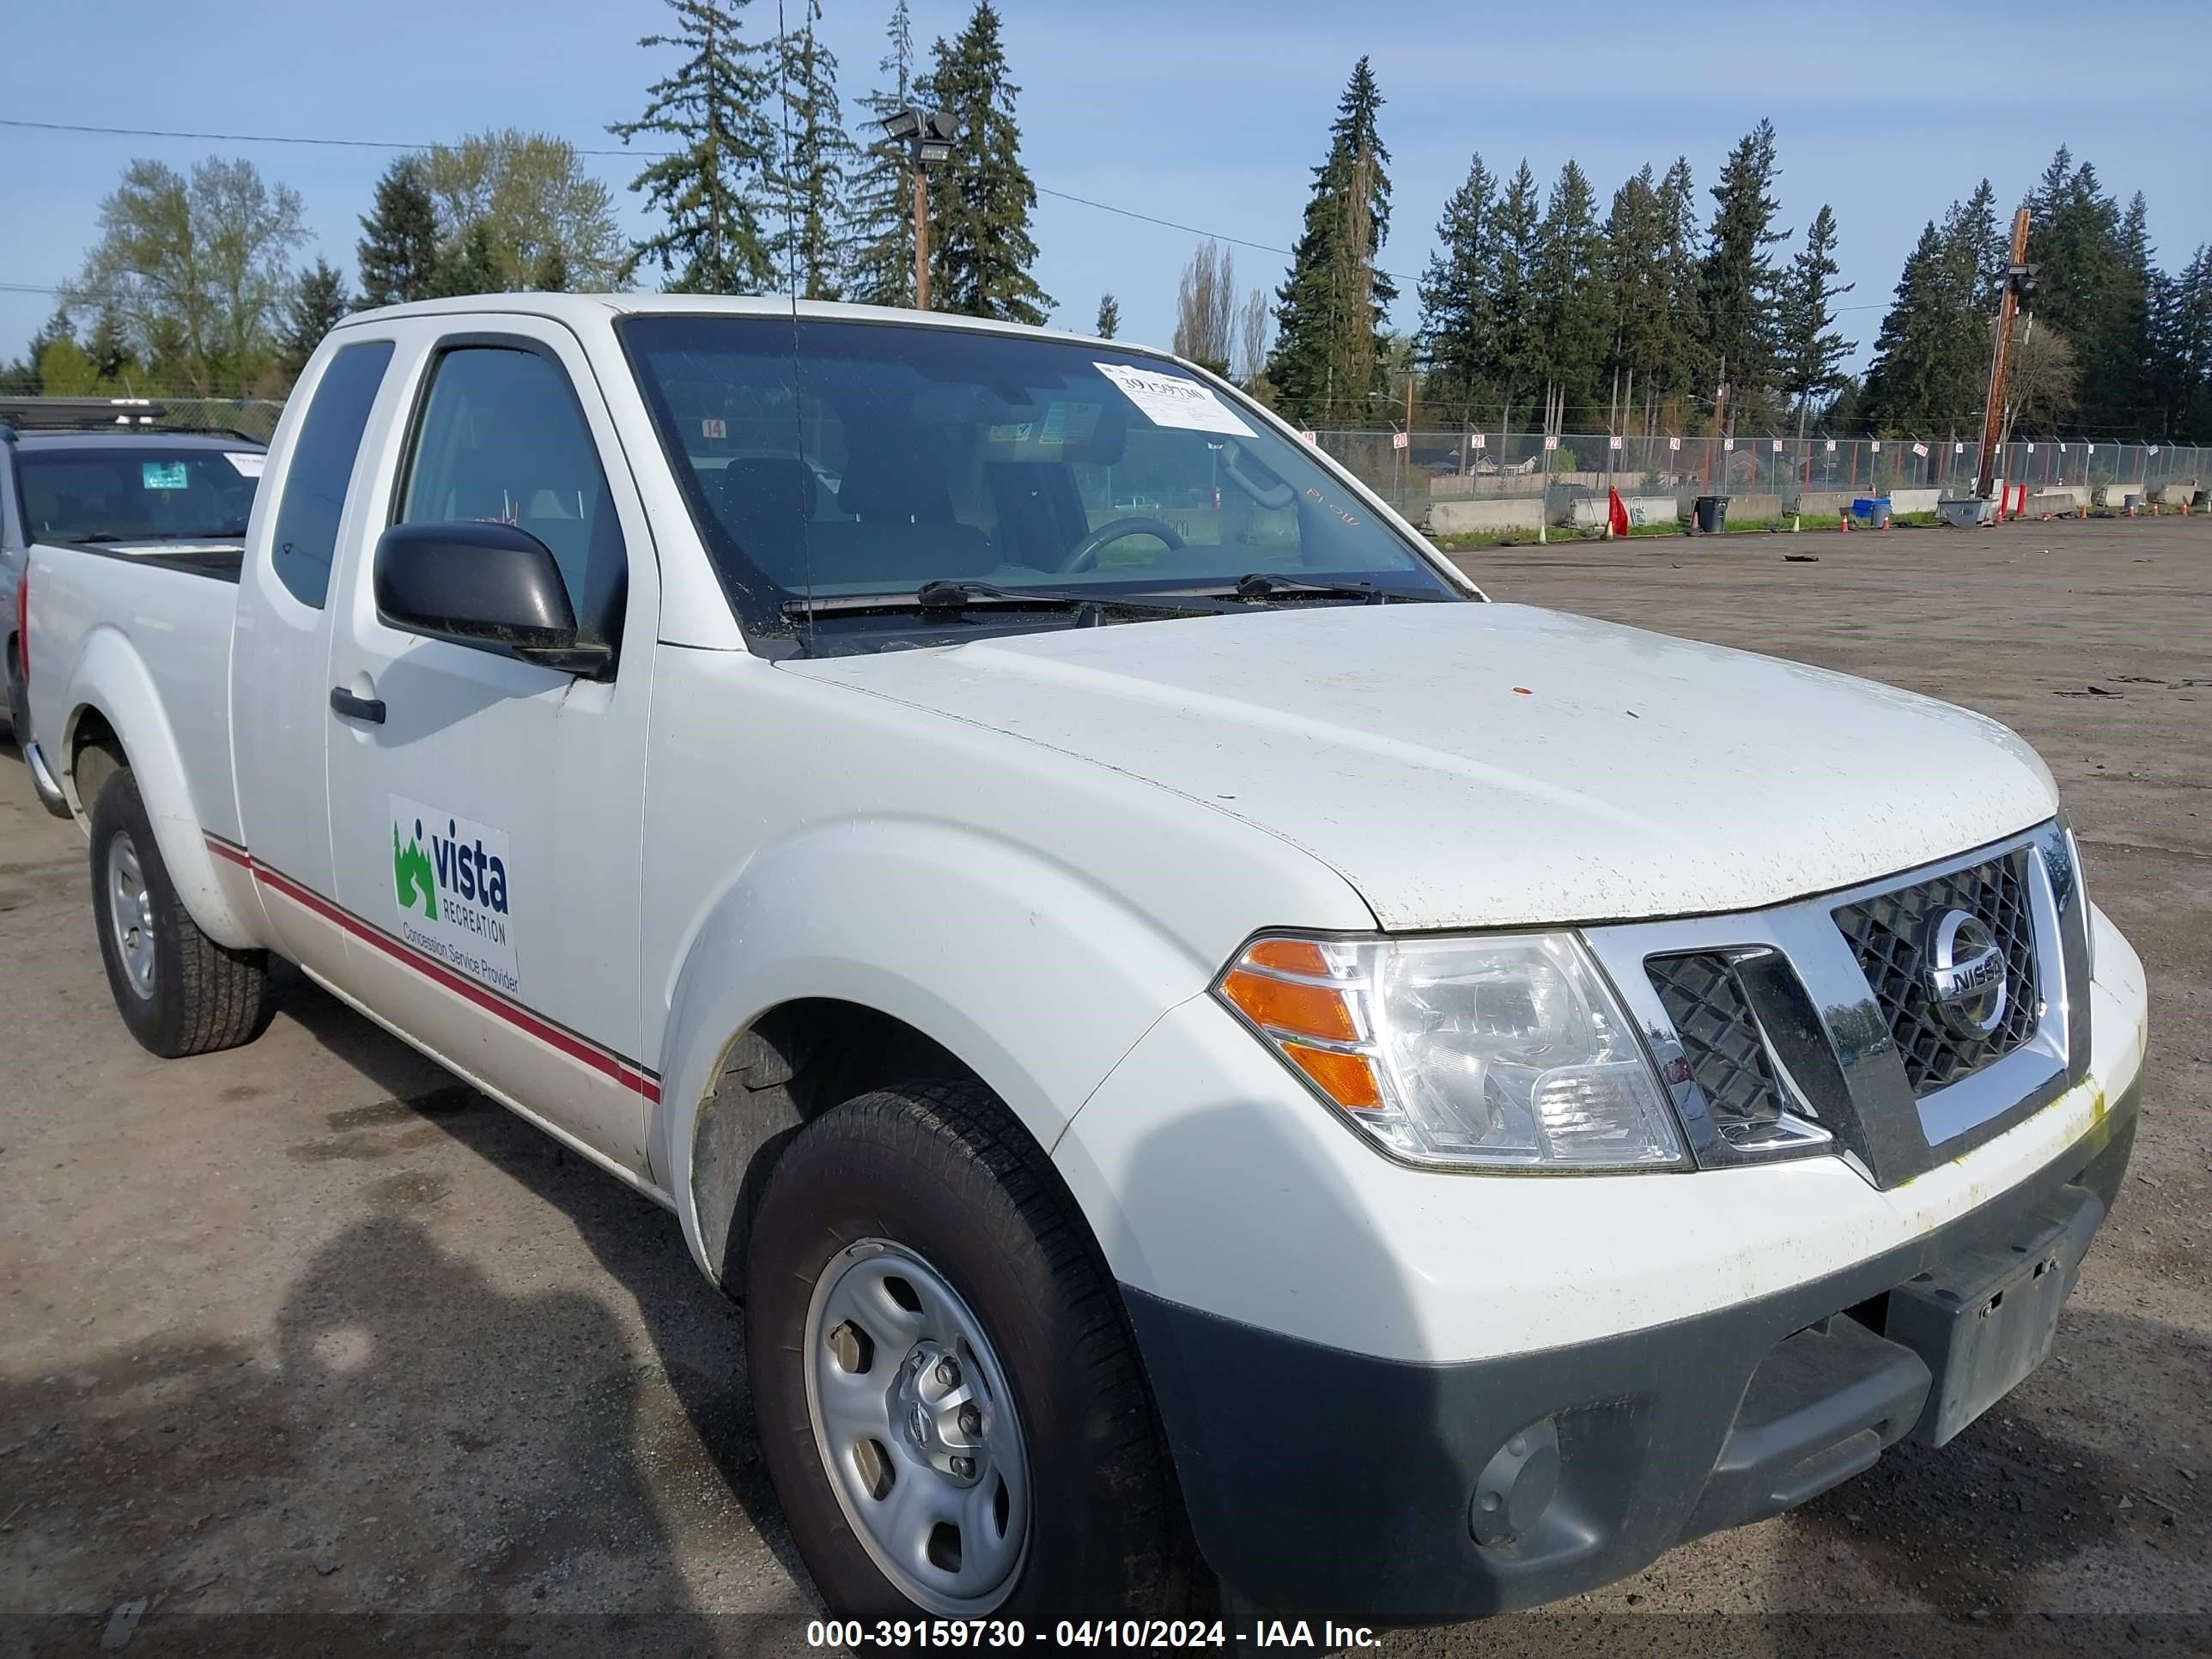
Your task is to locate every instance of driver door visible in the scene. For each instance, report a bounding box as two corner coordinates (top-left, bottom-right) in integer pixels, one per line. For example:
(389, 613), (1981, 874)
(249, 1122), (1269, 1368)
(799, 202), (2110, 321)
(321, 319), (659, 1176)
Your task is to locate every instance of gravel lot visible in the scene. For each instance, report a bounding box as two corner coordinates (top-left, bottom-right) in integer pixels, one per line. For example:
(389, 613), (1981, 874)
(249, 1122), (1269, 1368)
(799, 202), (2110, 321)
(2, 517), (2206, 1657)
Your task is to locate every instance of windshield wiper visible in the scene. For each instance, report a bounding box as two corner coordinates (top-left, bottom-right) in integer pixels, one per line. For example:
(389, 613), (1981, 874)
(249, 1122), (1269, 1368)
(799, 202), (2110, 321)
(1231, 573), (1393, 604)
(783, 580), (1224, 622)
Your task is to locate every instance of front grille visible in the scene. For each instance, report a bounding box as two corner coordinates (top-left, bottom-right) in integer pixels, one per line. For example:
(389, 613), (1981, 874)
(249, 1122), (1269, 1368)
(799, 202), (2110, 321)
(1647, 953), (1785, 1128)
(1832, 850), (2040, 1094)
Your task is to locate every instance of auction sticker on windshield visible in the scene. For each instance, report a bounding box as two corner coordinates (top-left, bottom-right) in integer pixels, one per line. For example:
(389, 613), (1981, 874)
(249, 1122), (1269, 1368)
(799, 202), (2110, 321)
(389, 794), (520, 997)
(1094, 362), (1256, 437)
(224, 453), (266, 477)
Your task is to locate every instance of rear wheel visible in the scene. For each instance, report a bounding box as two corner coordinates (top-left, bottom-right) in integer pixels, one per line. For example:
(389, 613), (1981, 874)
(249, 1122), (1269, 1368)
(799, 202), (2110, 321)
(89, 766), (272, 1057)
(744, 1079), (1194, 1619)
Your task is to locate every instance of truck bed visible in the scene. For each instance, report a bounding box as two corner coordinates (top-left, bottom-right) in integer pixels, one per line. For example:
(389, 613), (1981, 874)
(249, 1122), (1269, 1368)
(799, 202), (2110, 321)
(24, 537), (245, 849)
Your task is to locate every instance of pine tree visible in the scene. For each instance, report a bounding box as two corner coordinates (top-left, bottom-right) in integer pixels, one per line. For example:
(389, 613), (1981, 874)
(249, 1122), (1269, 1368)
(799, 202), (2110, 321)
(1477, 161), (1541, 432)
(356, 158), (441, 309)
(1416, 152), (1495, 413)
(1601, 166), (1669, 431)
(85, 306), (140, 385)
(1862, 222), (1948, 432)
(1696, 119), (1788, 432)
(768, 0), (856, 300)
(1529, 160), (1607, 426)
(2021, 149), (2123, 429)
(1265, 58), (1394, 425)
(842, 0), (918, 307)
(533, 247), (571, 291)
(1653, 157), (1700, 415)
(282, 257), (350, 375)
(1776, 205), (1854, 428)
(921, 2), (1050, 324)
(429, 223), (503, 298)
(1094, 292), (1119, 339)
(611, 0), (776, 295)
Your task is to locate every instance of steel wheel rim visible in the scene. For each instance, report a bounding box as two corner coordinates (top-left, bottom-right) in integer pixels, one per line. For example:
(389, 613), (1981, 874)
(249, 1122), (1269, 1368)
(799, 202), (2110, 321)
(803, 1237), (1031, 1614)
(106, 831), (156, 1000)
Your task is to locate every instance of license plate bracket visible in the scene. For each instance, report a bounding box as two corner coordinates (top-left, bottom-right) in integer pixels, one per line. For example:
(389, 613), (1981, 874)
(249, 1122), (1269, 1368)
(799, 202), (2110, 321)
(1883, 1186), (2104, 1446)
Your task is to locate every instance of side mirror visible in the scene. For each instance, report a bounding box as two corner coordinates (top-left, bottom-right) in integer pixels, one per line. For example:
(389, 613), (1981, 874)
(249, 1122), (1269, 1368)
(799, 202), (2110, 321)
(373, 520), (609, 674)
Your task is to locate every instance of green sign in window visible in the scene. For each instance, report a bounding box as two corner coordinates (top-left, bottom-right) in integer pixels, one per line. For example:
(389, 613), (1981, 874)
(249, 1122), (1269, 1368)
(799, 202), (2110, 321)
(142, 461), (188, 490)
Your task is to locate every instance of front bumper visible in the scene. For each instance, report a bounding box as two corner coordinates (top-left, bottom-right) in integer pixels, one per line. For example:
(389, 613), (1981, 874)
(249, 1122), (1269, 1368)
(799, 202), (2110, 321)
(1127, 1091), (2135, 1624)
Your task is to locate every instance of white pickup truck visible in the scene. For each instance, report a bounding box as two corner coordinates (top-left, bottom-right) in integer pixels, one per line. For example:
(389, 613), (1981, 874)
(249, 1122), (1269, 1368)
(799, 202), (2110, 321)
(23, 295), (2147, 1626)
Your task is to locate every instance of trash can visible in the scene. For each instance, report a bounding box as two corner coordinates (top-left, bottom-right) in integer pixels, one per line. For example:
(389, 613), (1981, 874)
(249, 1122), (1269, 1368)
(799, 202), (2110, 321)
(1851, 495), (1893, 529)
(1693, 495), (1729, 534)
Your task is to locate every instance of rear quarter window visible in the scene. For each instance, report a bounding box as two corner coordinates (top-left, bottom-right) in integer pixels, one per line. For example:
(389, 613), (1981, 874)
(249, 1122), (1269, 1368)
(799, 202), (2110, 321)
(270, 340), (395, 607)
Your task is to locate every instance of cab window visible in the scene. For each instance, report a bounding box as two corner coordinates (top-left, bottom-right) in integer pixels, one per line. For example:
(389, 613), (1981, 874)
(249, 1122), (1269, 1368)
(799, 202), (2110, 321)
(394, 344), (624, 647)
(270, 339), (394, 606)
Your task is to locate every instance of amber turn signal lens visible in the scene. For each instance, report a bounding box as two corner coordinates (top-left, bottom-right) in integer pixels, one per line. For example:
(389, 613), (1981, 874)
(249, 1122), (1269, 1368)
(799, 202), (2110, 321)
(1282, 1042), (1384, 1110)
(1243, 938), (1333, 977)
(1218, 967), (1358, 1043)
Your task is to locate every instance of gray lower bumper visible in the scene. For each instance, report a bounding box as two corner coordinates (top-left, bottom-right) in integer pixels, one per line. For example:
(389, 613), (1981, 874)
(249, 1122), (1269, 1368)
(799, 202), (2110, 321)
(1125, 1085), (2137, 1626)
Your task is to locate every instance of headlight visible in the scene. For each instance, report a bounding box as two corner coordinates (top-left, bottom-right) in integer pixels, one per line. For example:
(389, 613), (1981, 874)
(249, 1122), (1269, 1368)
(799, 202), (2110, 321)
(1215, 933), (1688, 1172)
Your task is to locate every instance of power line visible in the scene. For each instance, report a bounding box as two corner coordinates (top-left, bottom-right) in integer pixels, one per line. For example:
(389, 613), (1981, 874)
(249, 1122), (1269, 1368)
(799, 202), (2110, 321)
(0, 115), (1310, 270)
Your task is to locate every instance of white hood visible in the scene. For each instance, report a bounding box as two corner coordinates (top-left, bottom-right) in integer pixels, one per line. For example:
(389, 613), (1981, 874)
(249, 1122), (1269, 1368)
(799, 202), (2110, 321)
(786, 602), (2059, 930)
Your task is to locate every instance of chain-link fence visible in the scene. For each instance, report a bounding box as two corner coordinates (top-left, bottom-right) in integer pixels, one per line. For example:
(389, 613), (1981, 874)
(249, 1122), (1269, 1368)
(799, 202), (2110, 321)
(148, 398), (286, 444)
(1311, 428), (2212, 526)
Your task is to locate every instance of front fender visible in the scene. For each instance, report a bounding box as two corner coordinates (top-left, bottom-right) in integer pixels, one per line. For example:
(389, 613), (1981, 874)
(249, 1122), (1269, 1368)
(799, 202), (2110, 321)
(653, 816), (1232, 1277)
(63, 625), (255, 950)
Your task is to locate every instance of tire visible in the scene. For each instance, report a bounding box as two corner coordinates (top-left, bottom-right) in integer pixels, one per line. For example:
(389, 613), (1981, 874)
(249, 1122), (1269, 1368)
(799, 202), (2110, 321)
(89, 766), (272, 1058)
(745, 1079), (1194, 1620)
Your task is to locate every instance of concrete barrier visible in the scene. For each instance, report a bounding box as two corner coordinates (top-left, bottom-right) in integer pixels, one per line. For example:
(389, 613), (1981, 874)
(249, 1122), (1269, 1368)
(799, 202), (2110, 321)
(2028, 490), (2081, 518)
(1566, 494), (1679, 530)
(1431, 497), (1547, 535)
(1889, 489), (1941, 515)
(2097, 483), (2145, 509)
(2155, 483), (2200, 507)
(1795, 491), (1855, 521)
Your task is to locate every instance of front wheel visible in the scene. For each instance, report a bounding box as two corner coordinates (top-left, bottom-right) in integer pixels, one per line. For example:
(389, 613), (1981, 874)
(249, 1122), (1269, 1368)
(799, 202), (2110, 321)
(744, 1080), (1194, 1619)
(89, 766), (273, 1057)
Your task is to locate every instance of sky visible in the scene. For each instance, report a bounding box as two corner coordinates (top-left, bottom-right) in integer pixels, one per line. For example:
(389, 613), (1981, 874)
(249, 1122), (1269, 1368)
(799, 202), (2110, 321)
(3, 0), (2208, 382)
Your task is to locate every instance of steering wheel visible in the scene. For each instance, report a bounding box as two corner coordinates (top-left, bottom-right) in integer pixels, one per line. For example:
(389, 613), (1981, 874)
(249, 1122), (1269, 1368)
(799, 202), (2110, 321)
(1058, 515), (1184, 574)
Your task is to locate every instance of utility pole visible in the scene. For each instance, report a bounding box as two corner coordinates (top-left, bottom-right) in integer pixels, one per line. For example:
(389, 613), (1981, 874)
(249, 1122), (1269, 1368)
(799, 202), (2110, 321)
(913, 167), (931, 311)
(1976, 209), (2035, 500)
(882, 107), (957, 313)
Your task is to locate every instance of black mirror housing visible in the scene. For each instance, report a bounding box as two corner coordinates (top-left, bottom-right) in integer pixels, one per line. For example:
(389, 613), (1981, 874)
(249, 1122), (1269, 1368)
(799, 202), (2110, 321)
(373, 520), (608, 673)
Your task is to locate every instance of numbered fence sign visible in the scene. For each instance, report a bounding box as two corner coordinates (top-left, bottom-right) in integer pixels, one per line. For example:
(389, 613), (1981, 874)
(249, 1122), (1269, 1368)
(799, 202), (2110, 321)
(1668, 436), (1681, 452)
(1955, 441), (1966, 453)
(2086, 443), (2095, 455)
(1471, 432), (1486, 449)
(1723, 438), (1735, 451)
(1771, 439), (1783, 453)
(1609, 434), (1623, 450)
(2027, 442), (2035, 453)
(1871, 441), (1882, 453)
(2148, 445), (2160, 456)
(1542, 434), (1559, 451)
(1297, 430), (1318, 446)
(1825, 438), (1837, 453)
(1912, 442), (1929, 458)
(1391, 430), (1409, 451)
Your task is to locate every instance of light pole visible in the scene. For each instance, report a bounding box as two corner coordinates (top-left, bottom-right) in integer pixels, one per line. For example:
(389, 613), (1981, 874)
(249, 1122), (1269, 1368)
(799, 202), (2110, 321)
(881, 107), (957, 311)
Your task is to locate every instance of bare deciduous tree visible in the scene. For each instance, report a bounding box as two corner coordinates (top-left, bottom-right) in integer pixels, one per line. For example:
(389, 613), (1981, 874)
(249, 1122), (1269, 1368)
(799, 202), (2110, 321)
(1997, 316), (2078, 445)
(1173, 240), (1237, 375)
(1235, 289), (1272, 391)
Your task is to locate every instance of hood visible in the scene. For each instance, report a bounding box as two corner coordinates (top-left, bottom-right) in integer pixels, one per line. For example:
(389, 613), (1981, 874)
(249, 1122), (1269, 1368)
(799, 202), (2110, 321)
(784, 602), (2058, 930)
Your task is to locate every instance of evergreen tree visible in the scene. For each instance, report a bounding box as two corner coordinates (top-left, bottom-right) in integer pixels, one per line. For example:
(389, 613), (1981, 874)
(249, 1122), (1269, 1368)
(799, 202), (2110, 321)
(429, 223), (503, 298)
(2021, 149), (2124, 429)
(1862, 193), (1992, 437)
(1265, 58), (1394, 424)
(356, 157), (441, 309)
(1696, 119), (1788, 432)
(281, 257), (350, 376)
(1477, 161), (1542, 432)
(0, 308), (76, 396)
(1654, 156), (1701, 414)
(1959, 178), (2007, 313)
(1094, 291), (1119, 338)
(85, 306), (140, 385)
(1601, 166), (1668, 429)
(1776, 205), (1854, 426)
(1416, 152), (1496, 413)
(533, 247), (571, 292)
(611, 0), (776, 294)
(921, 2), (1050, 324)
(768, 0), (856, 300)
(1528, 160), (1606, 425)
(842, 0), (919, 307)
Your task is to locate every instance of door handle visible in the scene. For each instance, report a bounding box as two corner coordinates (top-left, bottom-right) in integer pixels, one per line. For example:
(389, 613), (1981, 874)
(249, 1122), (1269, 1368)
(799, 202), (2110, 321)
(329, 687), (386, 725)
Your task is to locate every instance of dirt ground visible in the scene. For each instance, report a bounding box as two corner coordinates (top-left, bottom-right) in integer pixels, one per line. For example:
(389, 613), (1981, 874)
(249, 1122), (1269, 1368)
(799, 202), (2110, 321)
(1, 516), (2206, 1657)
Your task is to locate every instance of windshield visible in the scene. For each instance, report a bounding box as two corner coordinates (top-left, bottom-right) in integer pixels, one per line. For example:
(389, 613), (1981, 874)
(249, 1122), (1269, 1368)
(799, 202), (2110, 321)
(620, 315), (1459, 641)
(15, 445), (261, 545)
